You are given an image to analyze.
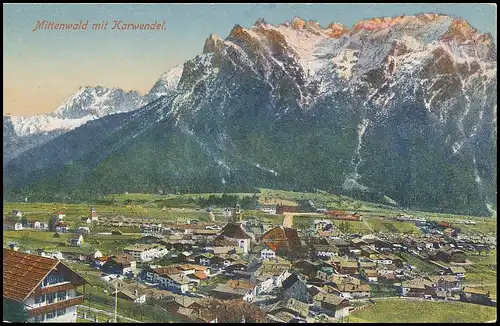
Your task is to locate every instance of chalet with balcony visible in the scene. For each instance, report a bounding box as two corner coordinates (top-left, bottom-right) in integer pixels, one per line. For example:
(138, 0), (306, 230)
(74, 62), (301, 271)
(3, 249), (87, 323)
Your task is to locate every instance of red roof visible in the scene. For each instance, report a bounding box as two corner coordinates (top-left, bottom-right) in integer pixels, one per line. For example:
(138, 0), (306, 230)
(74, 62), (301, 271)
(193, 271), (209, 280)
(55, 221), (68, 227)
(262, 226), (302, 251)
(3, 249), (60, 301)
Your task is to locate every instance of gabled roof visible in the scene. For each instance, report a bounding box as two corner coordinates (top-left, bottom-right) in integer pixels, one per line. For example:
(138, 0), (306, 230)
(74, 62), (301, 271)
(153, 266), (182, 276)
(314, 292), (347, 306)
(337, 283), (371, 292)
(270, 298), (309, 318)
(462, 287), (490, 295)
(218, 223), (251, 239)
(447, 266), (466, 274)
(226, 279), (256, 290)
(110, 253), (136, 266)
(282, 272), (305, 291)
(3, 248), (87, 302)
(262, 226), (302, 251)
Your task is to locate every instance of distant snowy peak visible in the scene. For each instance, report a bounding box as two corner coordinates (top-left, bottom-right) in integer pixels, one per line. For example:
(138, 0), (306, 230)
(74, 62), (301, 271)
(5, 85), (146, 138)
(7, 114), (96, 138)
(144, 65), (184, 102)
(51, 85), (144, 119)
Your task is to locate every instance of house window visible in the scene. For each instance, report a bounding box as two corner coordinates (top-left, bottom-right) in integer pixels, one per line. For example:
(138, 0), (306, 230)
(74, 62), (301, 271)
(57, 308), (66, 316)
(46, 293), (56, 304)
(34, 315), (45, 323)
(35, 294), (46, 304)
(57, 290), (67, 301)
(46, 311), (56, 319)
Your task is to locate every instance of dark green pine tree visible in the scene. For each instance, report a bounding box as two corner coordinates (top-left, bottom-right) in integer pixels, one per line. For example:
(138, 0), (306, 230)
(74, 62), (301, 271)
(3, 299), (29, 322)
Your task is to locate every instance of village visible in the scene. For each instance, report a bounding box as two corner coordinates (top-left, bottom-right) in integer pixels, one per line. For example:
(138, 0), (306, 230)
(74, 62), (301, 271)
(3, 197), (497, 323)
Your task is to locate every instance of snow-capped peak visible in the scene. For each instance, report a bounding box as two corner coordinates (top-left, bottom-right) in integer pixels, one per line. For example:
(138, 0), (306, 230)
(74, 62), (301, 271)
(144, 65), (184, 103)
(50, 85), (143, 119)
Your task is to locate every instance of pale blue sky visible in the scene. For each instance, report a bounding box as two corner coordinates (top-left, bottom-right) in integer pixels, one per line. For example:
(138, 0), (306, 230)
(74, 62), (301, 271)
(3, 3), (497, 115)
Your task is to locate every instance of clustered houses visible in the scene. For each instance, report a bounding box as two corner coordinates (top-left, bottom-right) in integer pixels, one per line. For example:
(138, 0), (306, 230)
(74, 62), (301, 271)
(6, 204), (494, 324)
(3, 249), (88, 323)
(143, 264), (210, 294)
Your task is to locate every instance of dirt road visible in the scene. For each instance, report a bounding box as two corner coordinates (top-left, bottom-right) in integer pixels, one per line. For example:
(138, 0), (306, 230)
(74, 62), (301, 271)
(282, 212), (323, 228)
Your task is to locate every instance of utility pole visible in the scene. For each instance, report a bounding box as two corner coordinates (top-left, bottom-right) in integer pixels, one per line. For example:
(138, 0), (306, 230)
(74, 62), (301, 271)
(114, 280), (118, 323)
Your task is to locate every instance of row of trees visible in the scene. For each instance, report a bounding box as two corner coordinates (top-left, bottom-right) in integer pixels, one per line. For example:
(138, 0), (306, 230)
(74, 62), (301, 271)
(195, 194), (259, 209)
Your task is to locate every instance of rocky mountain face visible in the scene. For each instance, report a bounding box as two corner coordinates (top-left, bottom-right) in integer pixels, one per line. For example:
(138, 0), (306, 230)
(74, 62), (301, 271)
(4, 14), (496, 216)
(3, 66), (184, 162)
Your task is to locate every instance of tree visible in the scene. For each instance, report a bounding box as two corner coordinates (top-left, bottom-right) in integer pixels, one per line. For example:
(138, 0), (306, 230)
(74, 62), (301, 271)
(3, 298), (28, 322)
(48, 215), (59, 232)
(21, 216), (28, 227)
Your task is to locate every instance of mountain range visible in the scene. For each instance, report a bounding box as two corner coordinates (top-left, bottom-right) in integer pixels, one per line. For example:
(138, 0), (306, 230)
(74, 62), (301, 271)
(3, 14), (497, 217)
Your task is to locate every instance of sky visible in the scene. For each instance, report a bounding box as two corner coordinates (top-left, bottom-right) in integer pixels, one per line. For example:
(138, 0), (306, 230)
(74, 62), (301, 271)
(3, 3), (497, 116)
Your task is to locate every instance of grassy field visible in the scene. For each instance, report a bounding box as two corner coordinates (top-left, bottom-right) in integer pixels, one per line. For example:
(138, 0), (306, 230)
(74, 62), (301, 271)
(3, 230), (142, 256)
(241, 210), (284, 225)
(4, 187), (493, 231)
(364, 217), (422, 234)
(463, 250), (497, 298)
(4, 230), (72, 251)
(349, 299), (497, 323)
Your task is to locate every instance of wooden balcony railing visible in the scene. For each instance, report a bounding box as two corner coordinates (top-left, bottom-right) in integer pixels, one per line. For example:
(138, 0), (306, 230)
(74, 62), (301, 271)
(28, 296), (84, 317)
(33, 282), (76, 296)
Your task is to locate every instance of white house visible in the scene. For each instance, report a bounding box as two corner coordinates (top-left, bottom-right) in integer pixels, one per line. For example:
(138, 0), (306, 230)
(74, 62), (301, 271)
(81, 217), (92, 224)
(261, 207), (276, 215)
(314, 219), (333, 231)
(90, 207), (99, 221)
(147, 270), (191, 294)
(255, 269), (292, 295)
(260, 248), (276, 260)
(55, 222), (69, 233)
(373, 257), (393, 265)
(33, 221), (49, 230)
(41, 251), (65, 260)
(314, 246), (339, 258)
(123, 244), (169, 262)
(69, 234), (84, 247)
(55, 212), (66, 221)
(4, 249), (87, 323)
(4, 221), (23, 231)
